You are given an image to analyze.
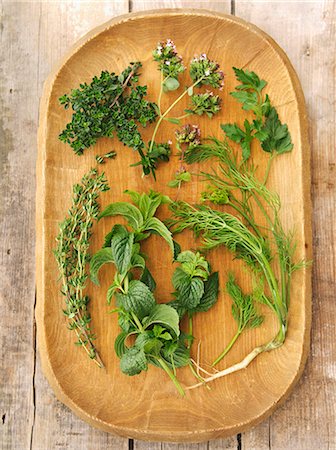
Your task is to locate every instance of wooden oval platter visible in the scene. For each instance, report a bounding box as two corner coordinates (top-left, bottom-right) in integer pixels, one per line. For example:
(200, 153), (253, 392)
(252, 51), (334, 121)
(36, 9), (312, 442)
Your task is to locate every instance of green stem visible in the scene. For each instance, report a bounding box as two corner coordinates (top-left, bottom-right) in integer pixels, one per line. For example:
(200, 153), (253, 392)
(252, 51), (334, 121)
(262, 152), (275, 186)
(227, 200), (263, 238)
(157, 357), (185, 396)
(148, 77), (204, 155)
(188, 314), (193, 349)
(212, 329), (241, 366)
(165, 112), (193, 121)
(158, 73), (168, 115)
(131, 312), (144, 332)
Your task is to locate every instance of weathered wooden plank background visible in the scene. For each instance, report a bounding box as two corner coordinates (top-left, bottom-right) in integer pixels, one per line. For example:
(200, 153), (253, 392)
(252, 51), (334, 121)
(0, 0), (334, 449)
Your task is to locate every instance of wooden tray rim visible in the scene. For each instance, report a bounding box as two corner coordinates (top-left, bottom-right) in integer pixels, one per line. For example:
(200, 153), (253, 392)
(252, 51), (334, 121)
(35, 8), (312, 442)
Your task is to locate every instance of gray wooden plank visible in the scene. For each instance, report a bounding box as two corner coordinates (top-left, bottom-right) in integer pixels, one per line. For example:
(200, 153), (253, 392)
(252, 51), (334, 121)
(0, 2), (41, 449)
(234, 1), (336, 449)
(32, 1), (130, 448)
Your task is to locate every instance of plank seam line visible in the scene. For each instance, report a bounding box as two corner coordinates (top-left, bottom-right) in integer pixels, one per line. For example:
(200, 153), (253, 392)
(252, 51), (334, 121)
(29, 291), (37, 450)
(231, 0), (236, 16)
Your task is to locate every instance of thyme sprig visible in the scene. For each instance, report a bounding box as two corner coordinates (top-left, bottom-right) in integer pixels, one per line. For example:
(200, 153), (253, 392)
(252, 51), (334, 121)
(54, 169), (109, 367)
(59, 62), (159, 175)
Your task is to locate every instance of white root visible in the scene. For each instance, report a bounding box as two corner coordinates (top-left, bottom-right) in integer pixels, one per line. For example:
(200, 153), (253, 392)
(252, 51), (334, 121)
(186, 345), (264, 390)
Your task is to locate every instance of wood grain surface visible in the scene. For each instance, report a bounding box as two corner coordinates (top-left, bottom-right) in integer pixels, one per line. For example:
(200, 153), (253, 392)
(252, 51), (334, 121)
(0, 1), (335, 449)
(36, 6), (311, 442)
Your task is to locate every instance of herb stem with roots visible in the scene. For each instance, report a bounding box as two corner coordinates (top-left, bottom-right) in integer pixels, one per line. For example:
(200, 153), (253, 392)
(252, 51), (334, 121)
(186, 337), (283, 390)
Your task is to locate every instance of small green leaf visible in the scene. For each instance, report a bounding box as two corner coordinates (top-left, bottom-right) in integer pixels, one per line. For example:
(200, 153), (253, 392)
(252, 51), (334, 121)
(120, 346), (148, 376)
(192, 272), (219, 313)
(116, 280), (156, 319)
(140, 267), (157, 292)
(166, 117), (181, 125)
(114, 331), (129, 357)
(164, 77), (180, 91)
(187, 86), (193, 96)
(178, 277), (204, 309)
(261, 107), (293, 154)
(90, 248), (114, 285)
(168, 179), (180, 188)
(144, 217), (174, 255)
(221, 123), (245, 143)
(98, 202), (143, 231)
(143, 304), (180, 337)
(107, 282), (118, 304)
(110, 225), (134, 274)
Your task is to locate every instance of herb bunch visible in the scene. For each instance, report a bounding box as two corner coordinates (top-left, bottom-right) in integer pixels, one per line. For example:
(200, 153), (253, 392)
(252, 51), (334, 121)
(54, 169), (109, 367)
(222, 67), (293, 161)
(169, 130), (305, 388)
(90, 191), (219, 394)
(59, 62), (163, 174)
(140, 40), (224, 178)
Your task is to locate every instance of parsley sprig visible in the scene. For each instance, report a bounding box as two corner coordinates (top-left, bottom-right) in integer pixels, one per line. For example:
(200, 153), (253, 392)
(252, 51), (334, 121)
(222, 67), (293, 161)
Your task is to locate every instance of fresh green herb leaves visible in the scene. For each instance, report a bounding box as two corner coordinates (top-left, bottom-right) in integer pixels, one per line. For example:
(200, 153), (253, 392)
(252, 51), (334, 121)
(169, 251), (219, 326)
(54, 169), (109, 367)
(58, 62), (165, 177)
(90, 190), (220, 394)
(98, 190), (174, 254)
(212, 274), (263, 365)
(168, 171), (191, 189)
(221, 67), (293, 160)
(260, 107), (294, 154)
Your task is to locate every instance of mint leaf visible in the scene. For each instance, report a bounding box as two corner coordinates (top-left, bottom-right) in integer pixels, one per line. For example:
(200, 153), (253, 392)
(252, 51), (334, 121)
(162, 340), (190, 368)
(114, 331), (129, 357)
(144, 217), (174, 254)
(90, 247), (114, 285)
(120, 346), (148, 376)
(110, 225), (134, 274)
(140, 267), (157, 292)
(172, 267), (190, 290)
(107, 281), (119, 304)
(99, 202), (143, 231)
(176, 250), (210, 279)
(116, 280), (156, 319)
(143, 304), (180, 337)
(192, 272), (219, 313)
(167, 299), (187, 320)
(178, 277), (204, 309)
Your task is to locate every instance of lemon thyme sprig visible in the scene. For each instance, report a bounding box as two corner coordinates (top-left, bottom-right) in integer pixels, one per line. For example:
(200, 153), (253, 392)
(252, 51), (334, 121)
(54, 169), (109, 367)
